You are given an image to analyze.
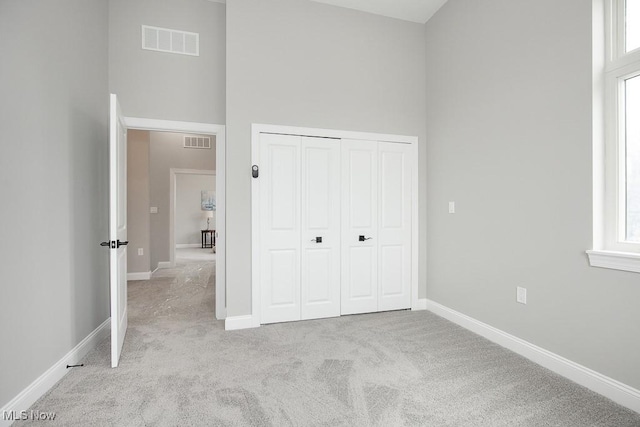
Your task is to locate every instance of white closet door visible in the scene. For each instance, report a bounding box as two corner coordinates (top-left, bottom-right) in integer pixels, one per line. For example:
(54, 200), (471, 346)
(378, 142), (412, 311)
(300, 137), (341, 320)
(341, 139), (378, 315)
(260, 134), (301, 324)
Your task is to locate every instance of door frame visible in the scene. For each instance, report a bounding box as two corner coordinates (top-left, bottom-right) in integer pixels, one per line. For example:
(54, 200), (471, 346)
(124, 117), (226, 320)
(249, 123), (419, 328)
(169, 168), (215, 264)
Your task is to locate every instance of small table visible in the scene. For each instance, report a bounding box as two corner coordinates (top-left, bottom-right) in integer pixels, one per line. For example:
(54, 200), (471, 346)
(201, 229), (215, 249)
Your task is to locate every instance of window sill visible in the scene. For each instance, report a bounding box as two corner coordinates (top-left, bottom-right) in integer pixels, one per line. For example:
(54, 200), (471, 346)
(586, 250), (640, 273)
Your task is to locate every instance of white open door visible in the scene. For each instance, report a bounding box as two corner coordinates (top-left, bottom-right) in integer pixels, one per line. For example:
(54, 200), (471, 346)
(109, 94), (128, 367)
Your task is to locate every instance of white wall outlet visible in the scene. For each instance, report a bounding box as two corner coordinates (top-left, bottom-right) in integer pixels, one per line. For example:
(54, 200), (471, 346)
(517, 286), (527, 304)
(150, 207), (158, 214)
(138, 248), (144, 256)
(448, 201), (455, 214)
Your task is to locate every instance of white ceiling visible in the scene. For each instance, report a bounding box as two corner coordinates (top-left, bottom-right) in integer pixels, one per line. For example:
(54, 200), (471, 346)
(309, 0), (449, 24)
(207, 0), (448, 24)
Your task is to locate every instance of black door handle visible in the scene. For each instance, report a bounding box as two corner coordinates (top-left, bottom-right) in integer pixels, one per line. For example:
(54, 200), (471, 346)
(117, 240), (129, 248)
(359, 235), (373, 242)
(100, 241), (110, 247)
(310, 237), (322, 243)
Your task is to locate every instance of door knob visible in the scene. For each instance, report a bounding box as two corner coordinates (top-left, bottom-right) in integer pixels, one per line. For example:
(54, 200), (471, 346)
(311, 237), (322, 243)
(117, 240), (129, 248)
(359, 235), (373, 241)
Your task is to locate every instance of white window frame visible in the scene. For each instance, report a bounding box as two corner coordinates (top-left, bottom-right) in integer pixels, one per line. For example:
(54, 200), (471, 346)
(588, 0), (640, 272)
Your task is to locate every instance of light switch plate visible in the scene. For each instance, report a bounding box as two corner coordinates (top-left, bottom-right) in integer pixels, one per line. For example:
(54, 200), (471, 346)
(517, 287), (527, 304)
(448, 201), (455, 214)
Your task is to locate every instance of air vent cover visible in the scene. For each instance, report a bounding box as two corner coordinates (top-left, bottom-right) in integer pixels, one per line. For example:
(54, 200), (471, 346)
(184, 136), (211, 149)
(142, 25), (199, 56)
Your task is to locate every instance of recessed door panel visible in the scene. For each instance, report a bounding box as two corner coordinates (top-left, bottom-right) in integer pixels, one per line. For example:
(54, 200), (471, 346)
(270, 145), (298, 230)
(341, 139), (378, 315)
(269, 250), (298, 306)
(348, 246), (376, 299)
(301, 137), (341, 320)
(305, 249), (331, 302)
(380, 245), (404, 296)
(378, 142), (412, 311)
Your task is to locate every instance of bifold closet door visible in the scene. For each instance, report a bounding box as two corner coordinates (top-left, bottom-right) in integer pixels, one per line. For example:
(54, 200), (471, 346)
(378, 142), (412, 311)
(341, 139), (412, 315)
(341, 139), (379, 315)
(259, 134), (341, 324)
(300, 137), (341, 320)
(259, 134), (301, 324)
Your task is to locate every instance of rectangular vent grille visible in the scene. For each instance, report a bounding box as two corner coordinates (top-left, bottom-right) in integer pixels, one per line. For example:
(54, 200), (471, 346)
(184, 136), (211, 149)
(142, 25), (199, 56)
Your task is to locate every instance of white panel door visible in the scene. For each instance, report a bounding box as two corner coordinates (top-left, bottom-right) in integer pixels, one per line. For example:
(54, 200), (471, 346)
(300, 137), (341, 320)
(341, 139), (378, 315)
(260, 134), (301, 324)
(378, 142), (412, 311)
(109, 94), (128, 368)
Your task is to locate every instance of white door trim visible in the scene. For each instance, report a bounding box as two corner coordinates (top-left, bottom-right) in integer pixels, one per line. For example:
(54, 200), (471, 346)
(169, 168), (215, 266)
(124, 117), (226, 320)
(248, 123), (419, 329)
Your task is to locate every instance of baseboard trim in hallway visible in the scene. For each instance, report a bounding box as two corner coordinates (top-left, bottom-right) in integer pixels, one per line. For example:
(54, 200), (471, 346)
(224, 314), (259, 331)
(426, 299), (640, 414)
(0, 319), (111, 427)
(127, 271), (151, 281)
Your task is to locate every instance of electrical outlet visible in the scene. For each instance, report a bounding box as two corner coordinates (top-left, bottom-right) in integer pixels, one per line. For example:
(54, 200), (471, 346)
(448, 201), (455, 214)
(138, 248), (144, 256)
(150, 207), (158, 214)
(516, 287), (527, 304)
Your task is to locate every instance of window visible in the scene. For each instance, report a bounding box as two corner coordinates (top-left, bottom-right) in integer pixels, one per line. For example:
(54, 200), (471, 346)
(588, 0), (640, 272)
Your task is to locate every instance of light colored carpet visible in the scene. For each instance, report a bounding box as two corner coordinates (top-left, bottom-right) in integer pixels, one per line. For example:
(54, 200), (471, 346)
(15, 261), (640, 426)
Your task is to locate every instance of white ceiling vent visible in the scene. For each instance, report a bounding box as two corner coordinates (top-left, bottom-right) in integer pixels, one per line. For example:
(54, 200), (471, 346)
(184, 136), (212, 149)
(142, 25), (199, 57)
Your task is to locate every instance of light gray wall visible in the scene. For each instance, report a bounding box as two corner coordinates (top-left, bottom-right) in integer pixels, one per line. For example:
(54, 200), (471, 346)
(176, 174), (216, 245)
(0, 0), (109, 407)
(109, 0), (225, 124)
(127, 130), (151, 274)
(149, 132), (216, 269)
(425, 0), (640, 389)
(226, 0), (427, 316)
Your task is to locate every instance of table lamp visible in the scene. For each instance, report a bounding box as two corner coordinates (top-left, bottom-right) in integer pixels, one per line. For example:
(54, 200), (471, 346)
(205, 210), (214, 230)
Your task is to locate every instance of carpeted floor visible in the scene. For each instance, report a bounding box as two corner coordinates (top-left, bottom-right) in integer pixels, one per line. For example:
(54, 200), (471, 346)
(15, 261), (640, 426)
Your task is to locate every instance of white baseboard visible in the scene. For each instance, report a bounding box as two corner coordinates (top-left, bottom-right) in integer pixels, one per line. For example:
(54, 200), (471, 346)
(425, 299), (640, 414)
(225, 315), (259, 331)
(175, 244), (201, 249)
(412, 298), (427, 310)
(127, 271), (151, 281)
(156, 261), (172, 269)
(0, 319), (110, 426)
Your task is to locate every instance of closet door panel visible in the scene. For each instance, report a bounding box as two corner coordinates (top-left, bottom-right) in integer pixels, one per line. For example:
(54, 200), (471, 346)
(301, 137), (341, 320)
(341, 139), (378, 315)
(260, 134), (301, 324)
(378, 142), (412, 311)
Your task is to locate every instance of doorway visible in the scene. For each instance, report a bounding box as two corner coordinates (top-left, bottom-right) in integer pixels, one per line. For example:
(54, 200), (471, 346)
(125, 117), (226, 320)
(170, 168), (216, 265)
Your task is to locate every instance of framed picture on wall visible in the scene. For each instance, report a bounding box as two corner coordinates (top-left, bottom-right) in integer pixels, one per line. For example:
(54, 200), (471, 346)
(201, 190), (216, 211)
